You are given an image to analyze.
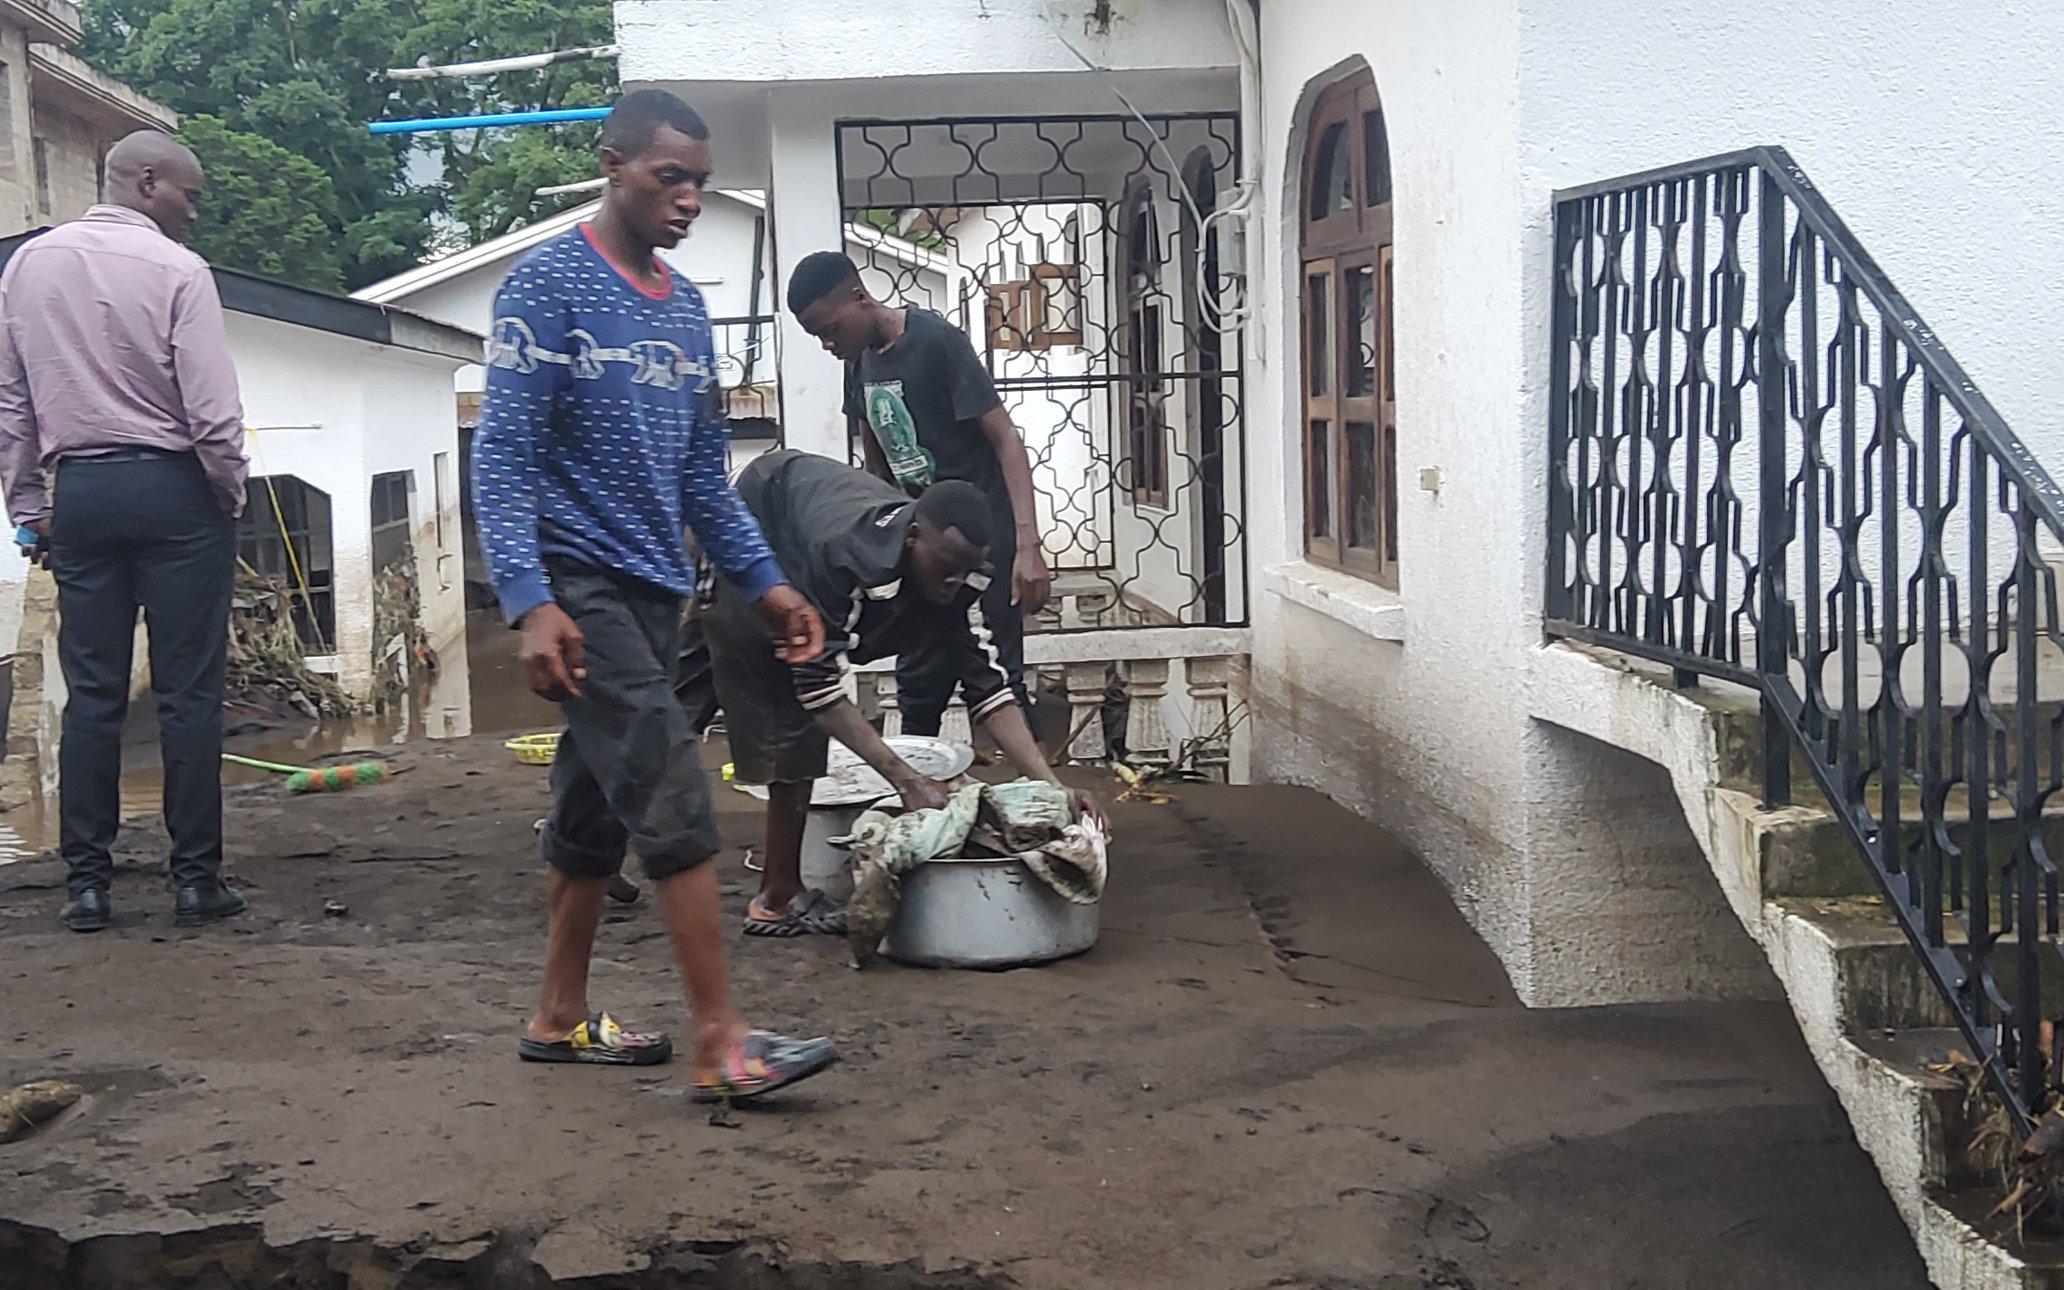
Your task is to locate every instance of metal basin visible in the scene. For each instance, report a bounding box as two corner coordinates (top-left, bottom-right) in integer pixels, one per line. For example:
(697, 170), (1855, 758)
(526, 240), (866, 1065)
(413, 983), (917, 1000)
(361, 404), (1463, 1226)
(880, 853), (1100, 969)
(800, 802), (869, 903)
(741, 736), (974, 904)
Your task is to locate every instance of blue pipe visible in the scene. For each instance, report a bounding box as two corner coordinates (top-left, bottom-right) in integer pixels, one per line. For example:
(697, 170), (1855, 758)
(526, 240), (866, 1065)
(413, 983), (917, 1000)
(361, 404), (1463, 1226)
(368, 106), (610, 136)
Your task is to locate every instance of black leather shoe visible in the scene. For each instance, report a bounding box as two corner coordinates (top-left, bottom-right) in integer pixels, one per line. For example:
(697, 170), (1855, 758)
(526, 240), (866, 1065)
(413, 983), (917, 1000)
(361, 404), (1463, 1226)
(60, 888), (111, 933)
(173, 880), (247, 927)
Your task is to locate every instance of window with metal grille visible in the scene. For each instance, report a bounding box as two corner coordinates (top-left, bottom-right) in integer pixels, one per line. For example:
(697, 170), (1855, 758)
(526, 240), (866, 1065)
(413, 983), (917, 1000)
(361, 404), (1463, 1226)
(984, 259), (1084, 354)
(836, 113), (1246, 628)
(1300, 68), (1395, 587)
(369, 470), (414, 573)
(238, 476), (336, 651)
(1121, 182), (1169, 508)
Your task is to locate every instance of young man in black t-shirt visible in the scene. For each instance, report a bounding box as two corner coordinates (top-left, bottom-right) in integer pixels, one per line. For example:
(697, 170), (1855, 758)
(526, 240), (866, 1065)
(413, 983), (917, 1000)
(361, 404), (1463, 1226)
(786, 252), (1051, 735)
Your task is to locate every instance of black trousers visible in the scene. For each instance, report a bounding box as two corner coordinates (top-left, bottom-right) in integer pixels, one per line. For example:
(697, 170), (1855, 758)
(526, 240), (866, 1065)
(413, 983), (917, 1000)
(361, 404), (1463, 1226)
(896, 567), (1028, 736)
(50, 452), (235, 897)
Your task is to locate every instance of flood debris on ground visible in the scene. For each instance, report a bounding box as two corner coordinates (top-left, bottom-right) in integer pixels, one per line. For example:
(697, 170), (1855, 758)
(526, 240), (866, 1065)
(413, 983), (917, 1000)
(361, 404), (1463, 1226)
(0, 1080), (81, 1144)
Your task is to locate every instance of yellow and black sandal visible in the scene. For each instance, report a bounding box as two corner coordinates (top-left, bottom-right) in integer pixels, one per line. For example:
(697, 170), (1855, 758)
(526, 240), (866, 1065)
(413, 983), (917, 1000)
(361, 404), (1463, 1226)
(517, 1012), (673, 1066)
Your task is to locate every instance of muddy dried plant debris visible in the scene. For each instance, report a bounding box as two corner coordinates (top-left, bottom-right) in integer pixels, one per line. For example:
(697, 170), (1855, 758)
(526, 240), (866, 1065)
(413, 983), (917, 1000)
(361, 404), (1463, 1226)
(1928, 1040), (2064, 1241)
(1987, 1107), (2064, 1235)
(1108, 702), (1251, 804)
(371, 548), (436, 716)
(228, 566), (353, 718)
(0, 1079), (82, 1143)
(845, 859), (899, 969)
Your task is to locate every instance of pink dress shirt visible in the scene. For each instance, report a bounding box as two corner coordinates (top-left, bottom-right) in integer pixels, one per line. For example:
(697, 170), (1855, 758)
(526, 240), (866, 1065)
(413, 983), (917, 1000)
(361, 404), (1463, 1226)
(0, 204), (248, 523)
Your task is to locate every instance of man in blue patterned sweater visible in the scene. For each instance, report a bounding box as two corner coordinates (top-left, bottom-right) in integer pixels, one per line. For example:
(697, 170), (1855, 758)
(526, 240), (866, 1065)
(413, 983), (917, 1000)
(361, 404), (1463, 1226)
(472, 90), (837, 1102)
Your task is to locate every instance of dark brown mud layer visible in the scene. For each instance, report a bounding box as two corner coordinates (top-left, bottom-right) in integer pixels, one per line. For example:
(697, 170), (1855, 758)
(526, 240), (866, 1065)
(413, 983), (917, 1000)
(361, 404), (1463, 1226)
(0, 736), (1927, 1288)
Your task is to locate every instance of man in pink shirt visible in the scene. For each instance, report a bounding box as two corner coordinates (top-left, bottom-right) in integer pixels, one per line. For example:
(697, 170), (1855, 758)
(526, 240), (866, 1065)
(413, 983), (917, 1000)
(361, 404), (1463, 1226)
(0, 131), (251, 933)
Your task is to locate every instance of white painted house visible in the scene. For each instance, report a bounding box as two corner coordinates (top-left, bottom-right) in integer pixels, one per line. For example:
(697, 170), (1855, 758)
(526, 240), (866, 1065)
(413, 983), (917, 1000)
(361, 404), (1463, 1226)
(614, 1), (2064, 1278)
(0, 232), (481, 735)
(223, 278), (480, 733)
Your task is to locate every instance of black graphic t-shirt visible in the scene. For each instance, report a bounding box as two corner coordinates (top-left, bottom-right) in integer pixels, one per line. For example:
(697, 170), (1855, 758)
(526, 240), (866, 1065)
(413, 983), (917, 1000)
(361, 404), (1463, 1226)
(843, 307), (1012, 555)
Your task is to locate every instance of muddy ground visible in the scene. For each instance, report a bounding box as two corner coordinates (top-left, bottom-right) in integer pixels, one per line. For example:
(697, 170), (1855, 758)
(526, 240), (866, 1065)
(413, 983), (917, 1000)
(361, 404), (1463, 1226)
(0, 734), (1927, 1288)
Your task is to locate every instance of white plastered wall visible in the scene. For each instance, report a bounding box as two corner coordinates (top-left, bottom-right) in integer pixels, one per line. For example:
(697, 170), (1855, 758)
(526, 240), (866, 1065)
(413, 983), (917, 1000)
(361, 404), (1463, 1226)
(0, 25), (34, 235)
(620, 0), (1239, 459)
(231, 315), (467, 718)
(358, 349), (473, 737)
(1247, 0), (2064, 1005)
(28, 100), (102, 224)
(1517, 0), (2064, 675)
(1508, 0), (2064, 1001)
(1245, 0), (1546, 987)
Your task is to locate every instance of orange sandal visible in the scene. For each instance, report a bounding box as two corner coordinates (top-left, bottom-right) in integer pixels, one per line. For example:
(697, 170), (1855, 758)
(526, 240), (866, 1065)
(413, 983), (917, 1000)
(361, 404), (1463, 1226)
(692, 1031), (838, 1101)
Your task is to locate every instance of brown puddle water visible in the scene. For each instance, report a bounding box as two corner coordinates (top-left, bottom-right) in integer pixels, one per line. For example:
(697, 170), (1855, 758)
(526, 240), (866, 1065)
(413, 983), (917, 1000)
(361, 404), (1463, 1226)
(0, 612), (556, 860)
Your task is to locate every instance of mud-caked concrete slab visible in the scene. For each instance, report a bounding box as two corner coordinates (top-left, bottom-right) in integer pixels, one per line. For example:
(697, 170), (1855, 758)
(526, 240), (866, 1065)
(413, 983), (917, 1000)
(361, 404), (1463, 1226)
(0, 737), (1927, 1288)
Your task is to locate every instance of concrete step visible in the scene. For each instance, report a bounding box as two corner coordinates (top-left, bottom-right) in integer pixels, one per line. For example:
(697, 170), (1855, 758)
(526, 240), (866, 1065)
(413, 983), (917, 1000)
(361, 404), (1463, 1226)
(1762, 809), (2064, 900)
(1849, 1024), (2064, 1282)
(1776, 896), (1960, 1033)
(1613, 654), (2064, 805)
(1542, 643), (2064, 1286)
(1851, 1028), (1989, 1192)
(1760, 898), (2064, 1286)
(1775, 896), (2064, 1035)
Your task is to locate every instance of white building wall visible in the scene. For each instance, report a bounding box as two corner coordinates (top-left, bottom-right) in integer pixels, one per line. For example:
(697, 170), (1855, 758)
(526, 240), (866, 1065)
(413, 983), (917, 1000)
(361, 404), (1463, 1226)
(1501, 0), (2064, 1001)
(233, 316), (374, 695)
(1247, 0), (2064, 1006)
(0, 27), (34, 235)
(358, 350), (473, 738)
(1516, 0), (2064, 459)
(620, 0), (1234, 87)
(29, 101), (102, 223)
(1245, 0), (1543, 985)
(1516, 0), (2064, 649)
(231, 316), (468, 715)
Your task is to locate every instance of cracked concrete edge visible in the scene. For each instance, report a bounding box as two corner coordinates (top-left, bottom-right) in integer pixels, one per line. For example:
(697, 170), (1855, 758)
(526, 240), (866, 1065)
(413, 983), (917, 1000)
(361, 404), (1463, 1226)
(0, 1214), (1017, 1288)
(1529, 643), (2046, 1289)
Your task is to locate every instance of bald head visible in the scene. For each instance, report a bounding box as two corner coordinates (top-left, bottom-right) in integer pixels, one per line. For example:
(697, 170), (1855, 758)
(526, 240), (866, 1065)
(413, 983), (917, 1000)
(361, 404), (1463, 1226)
(102, 131), (204, 242)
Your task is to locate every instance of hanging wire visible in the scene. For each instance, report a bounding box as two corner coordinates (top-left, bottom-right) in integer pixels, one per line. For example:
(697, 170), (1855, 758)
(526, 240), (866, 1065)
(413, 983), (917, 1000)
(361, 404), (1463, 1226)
(1040, 13), (1254, 334)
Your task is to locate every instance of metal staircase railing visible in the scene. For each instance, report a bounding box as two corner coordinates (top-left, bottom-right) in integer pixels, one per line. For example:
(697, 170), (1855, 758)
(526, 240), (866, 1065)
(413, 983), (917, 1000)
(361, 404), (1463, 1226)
(1545, 146), (2064, 1135)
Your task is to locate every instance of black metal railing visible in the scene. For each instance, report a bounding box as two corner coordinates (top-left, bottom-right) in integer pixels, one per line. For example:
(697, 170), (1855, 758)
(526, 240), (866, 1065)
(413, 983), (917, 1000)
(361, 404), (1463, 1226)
(1546, 146), (2064, 1135)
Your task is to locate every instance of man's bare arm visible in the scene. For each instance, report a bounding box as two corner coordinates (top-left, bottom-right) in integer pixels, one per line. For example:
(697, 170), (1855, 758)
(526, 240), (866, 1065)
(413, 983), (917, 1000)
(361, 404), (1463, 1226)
(855, 417), (893, 483)
(811, 698), (947, 811)
(977, 406), (1052, 613)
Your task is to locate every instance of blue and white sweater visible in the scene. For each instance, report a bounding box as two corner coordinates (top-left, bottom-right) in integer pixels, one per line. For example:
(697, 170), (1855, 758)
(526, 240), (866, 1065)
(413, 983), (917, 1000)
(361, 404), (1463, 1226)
(472, 226), (784, 624)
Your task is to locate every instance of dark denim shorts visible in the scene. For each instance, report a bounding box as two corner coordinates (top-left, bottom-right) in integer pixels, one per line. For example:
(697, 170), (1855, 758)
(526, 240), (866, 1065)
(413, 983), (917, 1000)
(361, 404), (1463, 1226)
(538, 558), (720, 881)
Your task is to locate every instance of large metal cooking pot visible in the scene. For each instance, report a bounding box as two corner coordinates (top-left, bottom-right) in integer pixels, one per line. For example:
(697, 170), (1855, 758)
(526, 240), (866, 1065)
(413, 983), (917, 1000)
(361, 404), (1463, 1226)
(880, 852), (1100, 969)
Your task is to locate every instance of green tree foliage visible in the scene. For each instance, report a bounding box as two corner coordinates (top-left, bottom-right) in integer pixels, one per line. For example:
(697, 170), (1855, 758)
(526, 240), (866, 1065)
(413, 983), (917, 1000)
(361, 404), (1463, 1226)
(179, 115), (344, 290)
(80, 0), (614, 290)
